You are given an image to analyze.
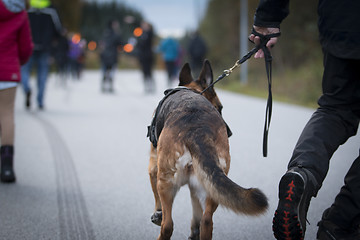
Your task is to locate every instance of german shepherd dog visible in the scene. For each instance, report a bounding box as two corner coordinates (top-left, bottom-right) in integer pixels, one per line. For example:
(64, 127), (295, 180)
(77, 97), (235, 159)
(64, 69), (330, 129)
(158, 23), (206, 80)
(148, 60), (268, 240)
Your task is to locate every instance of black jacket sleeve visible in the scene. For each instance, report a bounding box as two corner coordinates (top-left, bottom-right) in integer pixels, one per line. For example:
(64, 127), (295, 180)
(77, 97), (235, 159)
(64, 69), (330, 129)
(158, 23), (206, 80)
(254, 0), (290, 28)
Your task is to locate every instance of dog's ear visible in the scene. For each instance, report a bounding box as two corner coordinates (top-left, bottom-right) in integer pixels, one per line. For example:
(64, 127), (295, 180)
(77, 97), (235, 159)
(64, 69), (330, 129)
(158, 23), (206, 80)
(179, 63), (193, 86)
(198, 59), (213, 87)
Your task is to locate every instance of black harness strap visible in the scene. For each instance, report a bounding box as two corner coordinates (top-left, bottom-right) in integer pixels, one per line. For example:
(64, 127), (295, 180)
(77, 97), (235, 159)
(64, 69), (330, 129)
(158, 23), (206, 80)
(147, 87), (232, 148)
(147, 87), (191, 147)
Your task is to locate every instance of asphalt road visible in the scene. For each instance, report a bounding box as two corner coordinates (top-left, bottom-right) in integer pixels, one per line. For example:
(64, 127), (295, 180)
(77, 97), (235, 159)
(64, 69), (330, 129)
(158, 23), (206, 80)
(0, 69), (358, 240)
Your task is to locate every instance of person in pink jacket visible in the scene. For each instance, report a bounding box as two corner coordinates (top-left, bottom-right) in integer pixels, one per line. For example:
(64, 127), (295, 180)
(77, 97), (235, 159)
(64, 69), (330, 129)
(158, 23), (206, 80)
(0, 0), (33, 182)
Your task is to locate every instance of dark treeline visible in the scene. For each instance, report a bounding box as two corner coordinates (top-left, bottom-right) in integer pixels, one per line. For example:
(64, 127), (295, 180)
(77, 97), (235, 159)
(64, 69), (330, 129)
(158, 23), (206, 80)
(80, 2), (144, 43)
(52, 0), (82, 32)
(52, 0), (144, 42)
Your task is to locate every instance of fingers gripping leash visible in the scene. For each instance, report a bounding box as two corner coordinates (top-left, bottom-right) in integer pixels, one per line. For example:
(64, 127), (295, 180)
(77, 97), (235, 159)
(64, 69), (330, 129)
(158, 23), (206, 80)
(252, 28), (280, 157)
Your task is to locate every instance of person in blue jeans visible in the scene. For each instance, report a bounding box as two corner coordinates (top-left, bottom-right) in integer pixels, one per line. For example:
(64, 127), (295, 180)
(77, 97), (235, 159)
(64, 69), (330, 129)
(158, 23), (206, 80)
(21, 51), (50, 109)
(21, 0), (61, 110)
(249, 0), (360, 239)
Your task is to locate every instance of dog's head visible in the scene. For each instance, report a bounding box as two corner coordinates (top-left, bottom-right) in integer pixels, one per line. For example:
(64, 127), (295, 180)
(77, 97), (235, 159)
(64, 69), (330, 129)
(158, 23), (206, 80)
(178, 60), (223, 114)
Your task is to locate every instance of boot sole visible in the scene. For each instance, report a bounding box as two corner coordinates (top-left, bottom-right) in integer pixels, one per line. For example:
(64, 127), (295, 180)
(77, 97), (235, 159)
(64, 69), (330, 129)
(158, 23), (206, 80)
(1, 175), (16, 183)
(273, 172), (305, 240)
(1, 169), (16, 183)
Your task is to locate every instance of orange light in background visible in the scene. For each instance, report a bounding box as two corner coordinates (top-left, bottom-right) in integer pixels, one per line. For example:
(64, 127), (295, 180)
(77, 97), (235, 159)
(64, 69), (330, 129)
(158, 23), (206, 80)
(123, 43), (134, 53)
(72, 33), (81, 44)
(133, 27), (143, 37)
(88, 41), (97, 51)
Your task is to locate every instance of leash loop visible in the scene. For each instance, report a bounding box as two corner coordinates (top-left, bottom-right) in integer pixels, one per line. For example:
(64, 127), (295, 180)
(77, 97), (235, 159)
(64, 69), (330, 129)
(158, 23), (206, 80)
(201, 27), (280, 157)
(251, 27), (280, 157)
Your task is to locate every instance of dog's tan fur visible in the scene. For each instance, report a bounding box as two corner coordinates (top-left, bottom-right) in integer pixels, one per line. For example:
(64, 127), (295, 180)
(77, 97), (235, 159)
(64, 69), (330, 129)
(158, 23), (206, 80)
(148, 60), (268, 240)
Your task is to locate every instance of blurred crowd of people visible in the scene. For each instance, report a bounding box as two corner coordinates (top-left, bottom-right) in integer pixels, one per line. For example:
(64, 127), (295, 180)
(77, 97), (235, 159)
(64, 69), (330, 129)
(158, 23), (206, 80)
(135, 27), (208, 94)
(0, 0), (209, 184)
(52, 30), (87, 84)
(97, 19), (209, 95)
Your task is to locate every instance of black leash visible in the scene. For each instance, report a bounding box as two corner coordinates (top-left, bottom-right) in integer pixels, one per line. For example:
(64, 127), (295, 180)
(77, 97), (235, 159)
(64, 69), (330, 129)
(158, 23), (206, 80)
(201, 28), (280, 157)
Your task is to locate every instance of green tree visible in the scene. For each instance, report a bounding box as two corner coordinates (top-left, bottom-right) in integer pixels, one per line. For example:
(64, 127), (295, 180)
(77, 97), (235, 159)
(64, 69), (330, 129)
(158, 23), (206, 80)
(52, 0), (82, 31)
(198, 0), (322, 106)
(199, 0), (320, 70)
(199, 0), (240, 69)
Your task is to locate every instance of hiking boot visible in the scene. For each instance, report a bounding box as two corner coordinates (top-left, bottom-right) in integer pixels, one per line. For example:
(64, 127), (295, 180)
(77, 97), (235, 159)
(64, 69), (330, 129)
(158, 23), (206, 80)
(273, 168), (317, 240)
(317, 209), (360, 240)
(1, 146), (16, 183)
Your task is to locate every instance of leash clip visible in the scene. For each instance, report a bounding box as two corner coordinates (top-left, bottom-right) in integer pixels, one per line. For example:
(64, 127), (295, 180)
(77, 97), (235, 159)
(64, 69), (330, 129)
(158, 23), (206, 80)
(223, 60), (240, 76)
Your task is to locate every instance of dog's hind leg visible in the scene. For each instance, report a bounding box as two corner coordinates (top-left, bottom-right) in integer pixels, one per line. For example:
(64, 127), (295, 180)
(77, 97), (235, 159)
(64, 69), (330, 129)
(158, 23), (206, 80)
(157, 168), (176, 240)
(188, 183), (204, 240)
(200, 198), (218, 240)
(148, 145), (162, 226)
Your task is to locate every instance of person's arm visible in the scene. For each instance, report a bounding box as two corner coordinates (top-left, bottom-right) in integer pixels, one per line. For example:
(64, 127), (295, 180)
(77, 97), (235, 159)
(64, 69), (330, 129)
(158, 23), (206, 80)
(249, 0), (289, 58)
(254, 0), (289, 28)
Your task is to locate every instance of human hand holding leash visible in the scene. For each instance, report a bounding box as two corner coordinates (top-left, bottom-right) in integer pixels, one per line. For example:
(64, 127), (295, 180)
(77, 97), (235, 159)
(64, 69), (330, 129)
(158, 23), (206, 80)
(249, 26), (280, 58)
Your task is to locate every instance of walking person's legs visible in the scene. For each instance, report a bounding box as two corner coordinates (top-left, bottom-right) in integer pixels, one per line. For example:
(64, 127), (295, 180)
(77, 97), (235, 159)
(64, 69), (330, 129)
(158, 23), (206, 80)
(108, 65), (115, 93)
(272, 51), (360, 240)
(142, 59), (155, 93)
(36, 51), (50, 109)
(21, 55), (34, 109)
(0, 87), (17, 182)
(165, 61), (176, 87)
(317, 153), (360, 239)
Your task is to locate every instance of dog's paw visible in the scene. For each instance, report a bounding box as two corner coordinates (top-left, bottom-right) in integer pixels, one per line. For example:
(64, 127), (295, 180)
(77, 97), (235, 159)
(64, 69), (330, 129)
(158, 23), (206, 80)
(188, 228), (200, 240)
(151, 210), (162, 226)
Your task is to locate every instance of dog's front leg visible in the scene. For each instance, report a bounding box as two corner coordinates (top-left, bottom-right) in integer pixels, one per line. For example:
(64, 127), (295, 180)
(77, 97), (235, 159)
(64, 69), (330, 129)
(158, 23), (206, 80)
(149, 145), (162, 225)
(200, 198), (218, 240)
(157, 169), (176, 240)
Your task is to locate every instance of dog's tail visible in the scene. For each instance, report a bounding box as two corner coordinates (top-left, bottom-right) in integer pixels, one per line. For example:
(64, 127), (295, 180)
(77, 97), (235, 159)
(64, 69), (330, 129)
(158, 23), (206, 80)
(188, 140), (268, 215)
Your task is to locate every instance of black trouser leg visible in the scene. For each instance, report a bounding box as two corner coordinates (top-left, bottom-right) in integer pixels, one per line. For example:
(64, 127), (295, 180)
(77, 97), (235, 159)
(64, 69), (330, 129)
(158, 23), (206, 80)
(288, 50), (360, 191)
(324, 154), (360, 229)
(288, 107), (359, 187)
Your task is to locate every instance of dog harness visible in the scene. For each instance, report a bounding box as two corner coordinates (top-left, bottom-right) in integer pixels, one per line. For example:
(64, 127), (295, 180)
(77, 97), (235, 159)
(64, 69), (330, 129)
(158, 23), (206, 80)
(147, 87), (232, 148)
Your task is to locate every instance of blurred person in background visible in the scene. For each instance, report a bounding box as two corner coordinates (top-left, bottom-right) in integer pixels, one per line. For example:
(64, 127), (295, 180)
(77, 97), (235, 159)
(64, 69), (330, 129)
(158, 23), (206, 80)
(136, 21), (155, 94)
(67, 33), (82, 80)
(99, 19), (123, 93)
(0, 0), (33, 182)
(249, 0), (360, 239)
(21, 0), (62, 110)
(157, 36), (180, 87)
(187, 31), (207, 77)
